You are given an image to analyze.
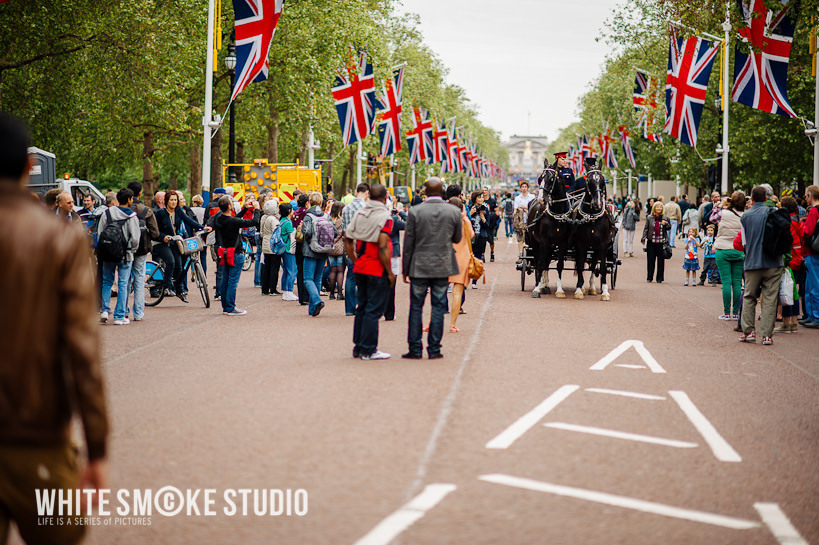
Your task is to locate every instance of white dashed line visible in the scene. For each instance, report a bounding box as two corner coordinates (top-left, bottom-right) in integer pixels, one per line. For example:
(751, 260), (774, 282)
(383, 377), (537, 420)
(544, 422), (698, 448)
(584, 388), (666, 400)
(669, 391), (742, 462)
(352, 484), (456, 545)
(754, 503), (809, 545)
(486, 385), (580, 449)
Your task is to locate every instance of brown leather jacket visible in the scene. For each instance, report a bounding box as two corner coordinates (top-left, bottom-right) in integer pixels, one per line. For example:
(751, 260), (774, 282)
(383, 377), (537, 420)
(0, 188), (108, 460)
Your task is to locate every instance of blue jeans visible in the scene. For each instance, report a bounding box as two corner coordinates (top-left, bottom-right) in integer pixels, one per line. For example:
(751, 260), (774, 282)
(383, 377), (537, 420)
(504, 216), (514, 237)
(669, 219), (678, 247)
(254, 233), (263, 286)
(126, 254), (147, 319)
(408, 277), (448, 357)
(303, 255), (327, 315)
(805, 254), (819, 321)
(281, 253), (296, 291)
(353, 273), (389, 356)
(344, 256), (357, 314)
(101, 259), (134, 320)
(219, 253), (245, 313)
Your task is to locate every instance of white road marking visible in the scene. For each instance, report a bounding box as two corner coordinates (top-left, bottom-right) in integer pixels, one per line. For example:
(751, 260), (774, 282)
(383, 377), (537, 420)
(485, 385), (580, 449)
(669, 391), (742, 462)
(589, 340), (666, 373)
(585, 388), (666, 400)
(478, 474), (760, 530)
(754, 503), (809, 545)
(352, 484), (456, 545)
(614, 364), (647, 369)
(544, 422), (698, 448)
(405, 244), (506, 499)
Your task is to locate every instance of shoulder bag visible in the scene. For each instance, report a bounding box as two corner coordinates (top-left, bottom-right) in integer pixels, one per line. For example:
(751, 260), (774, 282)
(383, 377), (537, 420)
(465, 230), (485, 283)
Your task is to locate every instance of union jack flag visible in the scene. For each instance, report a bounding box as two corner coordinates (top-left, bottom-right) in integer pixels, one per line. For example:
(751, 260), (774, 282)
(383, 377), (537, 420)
(231, 0), (284, 102)
(618, 126), (636, 169)
(731, 0), (797, 118)
(600, 124), (618, 169)
(375, 67), (404, 157)
(432, 120), (448, 164)
(663, 27), (720, 147)
(445, 119), (459, 173)
(406, 106), (431, 164)
(633, 70), (664, 141)
(331, 52), (376, 146)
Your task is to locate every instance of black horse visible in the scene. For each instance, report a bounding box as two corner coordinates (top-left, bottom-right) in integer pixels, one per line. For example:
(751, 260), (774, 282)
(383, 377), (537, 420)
(526, 162), (574, 298)
(572, 159), (616, 300)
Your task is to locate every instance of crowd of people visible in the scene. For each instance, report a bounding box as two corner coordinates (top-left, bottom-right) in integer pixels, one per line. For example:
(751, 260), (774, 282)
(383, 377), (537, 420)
(618, 184), (819, 345)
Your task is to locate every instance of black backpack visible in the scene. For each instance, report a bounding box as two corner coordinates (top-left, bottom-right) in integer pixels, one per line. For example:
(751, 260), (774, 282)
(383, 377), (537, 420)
(133, 205), (153, 256)
(97, 209), (129, 262)
(762, 207), (793, 258)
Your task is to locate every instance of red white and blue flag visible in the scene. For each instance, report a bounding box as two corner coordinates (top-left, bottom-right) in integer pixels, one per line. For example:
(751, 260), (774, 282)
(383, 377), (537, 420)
(663, 27), (720, 147)
(444, 120), (459, 173)
(375, 67), (404, 157)
(406, 106), (430, 165)
(633, 70), (664, 142)
(433, 121), (448, 164)
(331, 52), (376, 146)
(231, 0), (284, 101)
(731, 0), (797, 118)
(618, 126), (636, 169)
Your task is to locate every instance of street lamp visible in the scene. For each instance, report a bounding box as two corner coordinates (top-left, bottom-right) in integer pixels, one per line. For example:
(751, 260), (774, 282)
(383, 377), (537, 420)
(224, 34), (237, 184)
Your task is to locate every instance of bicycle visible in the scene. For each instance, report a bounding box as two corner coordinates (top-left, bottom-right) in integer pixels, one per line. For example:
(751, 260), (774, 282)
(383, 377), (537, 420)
(241, 230), (255, 271)
(144, 231), (210, 308)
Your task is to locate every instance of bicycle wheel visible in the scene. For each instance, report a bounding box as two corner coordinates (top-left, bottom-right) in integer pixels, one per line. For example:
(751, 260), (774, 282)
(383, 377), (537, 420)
(242, 241), (253, 271)
(193, 260), (210, 308)
(144, 260), (166, 307)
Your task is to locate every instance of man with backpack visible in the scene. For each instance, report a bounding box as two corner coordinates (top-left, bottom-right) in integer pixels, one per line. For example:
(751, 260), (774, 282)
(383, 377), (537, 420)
(301, 191), (338, 317)
(738, 186), (786, 345)
(502, 193), (515, 237)
(125, 181), (160, 322)
(96, 188), (140, 325)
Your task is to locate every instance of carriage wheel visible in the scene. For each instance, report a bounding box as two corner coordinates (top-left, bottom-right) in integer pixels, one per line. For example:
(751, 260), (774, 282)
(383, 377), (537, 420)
(610, 260), (618, 289)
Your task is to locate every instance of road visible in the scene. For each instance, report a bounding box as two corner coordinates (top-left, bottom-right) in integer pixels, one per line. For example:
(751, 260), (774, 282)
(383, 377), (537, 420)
(28, 229), (819, 544)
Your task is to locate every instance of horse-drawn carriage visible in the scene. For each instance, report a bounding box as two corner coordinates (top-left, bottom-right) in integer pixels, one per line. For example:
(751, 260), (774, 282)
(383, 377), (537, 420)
(518, 159), (621, 301)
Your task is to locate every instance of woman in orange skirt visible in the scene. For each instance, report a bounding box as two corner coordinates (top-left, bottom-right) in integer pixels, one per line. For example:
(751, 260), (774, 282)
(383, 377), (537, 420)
(448, 197), (475, 332)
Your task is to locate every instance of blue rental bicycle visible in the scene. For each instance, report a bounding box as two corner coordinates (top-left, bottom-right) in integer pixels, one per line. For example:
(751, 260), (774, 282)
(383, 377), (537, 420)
(145, 230), (210, 308)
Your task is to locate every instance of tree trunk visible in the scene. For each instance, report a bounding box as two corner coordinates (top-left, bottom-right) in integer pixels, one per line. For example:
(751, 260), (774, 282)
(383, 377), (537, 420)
(168, 172), (178, 191)
(189, 143), (202, 197)
(298, 125), (309, 165)
(327, 141), (335, 192)
(267, 105), (279, 163)
(211, 126), (223, 189)
(142, 130), (155, 199)
(237, 140), (245, 165)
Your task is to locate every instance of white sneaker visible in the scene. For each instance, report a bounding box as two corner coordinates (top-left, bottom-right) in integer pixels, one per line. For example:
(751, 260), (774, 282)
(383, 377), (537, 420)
(361, 350), (391, 360)
(223, 309), (247, 316)
(100, 311), (109, 323)
(113, 318), (130, 325)
(471, 284), (478, 289)
(282, 291), (299, 301)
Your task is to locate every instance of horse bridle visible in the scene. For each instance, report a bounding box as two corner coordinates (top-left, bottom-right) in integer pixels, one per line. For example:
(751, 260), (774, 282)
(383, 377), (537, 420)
(578, 167), (606, 222)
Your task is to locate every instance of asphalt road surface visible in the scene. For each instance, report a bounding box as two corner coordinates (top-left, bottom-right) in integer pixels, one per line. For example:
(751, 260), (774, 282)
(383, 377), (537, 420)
(20, 229), (819, 545)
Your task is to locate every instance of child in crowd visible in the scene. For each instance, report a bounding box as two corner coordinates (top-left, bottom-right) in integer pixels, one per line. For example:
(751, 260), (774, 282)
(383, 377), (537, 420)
(682, 227), (701, 286)
(698, 225), (720, 285)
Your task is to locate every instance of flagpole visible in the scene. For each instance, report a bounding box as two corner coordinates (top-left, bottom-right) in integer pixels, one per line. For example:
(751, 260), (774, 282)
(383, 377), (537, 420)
(356, 140), (363, 186)
(721, 2), (731, 195)
(201, 0), (216, 203)
(814, 10), (819, 185)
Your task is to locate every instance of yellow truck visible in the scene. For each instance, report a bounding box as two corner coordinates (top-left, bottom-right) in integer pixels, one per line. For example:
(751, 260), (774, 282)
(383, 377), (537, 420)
(223, 159), (322, 203)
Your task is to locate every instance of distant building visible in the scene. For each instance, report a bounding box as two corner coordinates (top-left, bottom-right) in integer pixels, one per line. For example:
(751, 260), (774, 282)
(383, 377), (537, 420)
(504, 135), (549, 185)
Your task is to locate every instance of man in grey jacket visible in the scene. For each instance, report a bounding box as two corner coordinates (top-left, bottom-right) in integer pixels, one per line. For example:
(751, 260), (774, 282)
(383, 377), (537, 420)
(402, 177), (463, 359)
(738, 186), (783, 345)
(97, 188), (140, 325)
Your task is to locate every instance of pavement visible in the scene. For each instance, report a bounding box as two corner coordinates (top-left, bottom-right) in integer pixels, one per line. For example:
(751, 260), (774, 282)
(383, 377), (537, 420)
(17, 228), (818, 545)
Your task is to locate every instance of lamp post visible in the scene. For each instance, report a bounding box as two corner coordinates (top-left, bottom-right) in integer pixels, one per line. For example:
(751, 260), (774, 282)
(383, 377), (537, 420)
(224, 36), (237, 184)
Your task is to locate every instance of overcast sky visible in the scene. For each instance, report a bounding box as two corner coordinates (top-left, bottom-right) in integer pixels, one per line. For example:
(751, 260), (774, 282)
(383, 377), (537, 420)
(396, 0), (623, 143)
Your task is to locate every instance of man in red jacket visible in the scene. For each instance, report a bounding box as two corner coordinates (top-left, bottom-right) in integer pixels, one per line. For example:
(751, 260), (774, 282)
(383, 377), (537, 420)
(801, 185), (819, 328)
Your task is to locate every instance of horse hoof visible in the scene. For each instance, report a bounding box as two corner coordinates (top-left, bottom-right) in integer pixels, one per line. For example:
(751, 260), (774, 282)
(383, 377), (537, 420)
(531, 291), (541, 298)
(541, 287), (551, 294)
(601, 294), (611, 301)
(588, 288), (598, 296)
(555, 291), (566, 299)
(574, 293), (584, 300)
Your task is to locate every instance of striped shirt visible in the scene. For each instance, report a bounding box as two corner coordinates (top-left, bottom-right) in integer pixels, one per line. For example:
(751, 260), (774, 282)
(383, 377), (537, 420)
(342, 197), (365, 234)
